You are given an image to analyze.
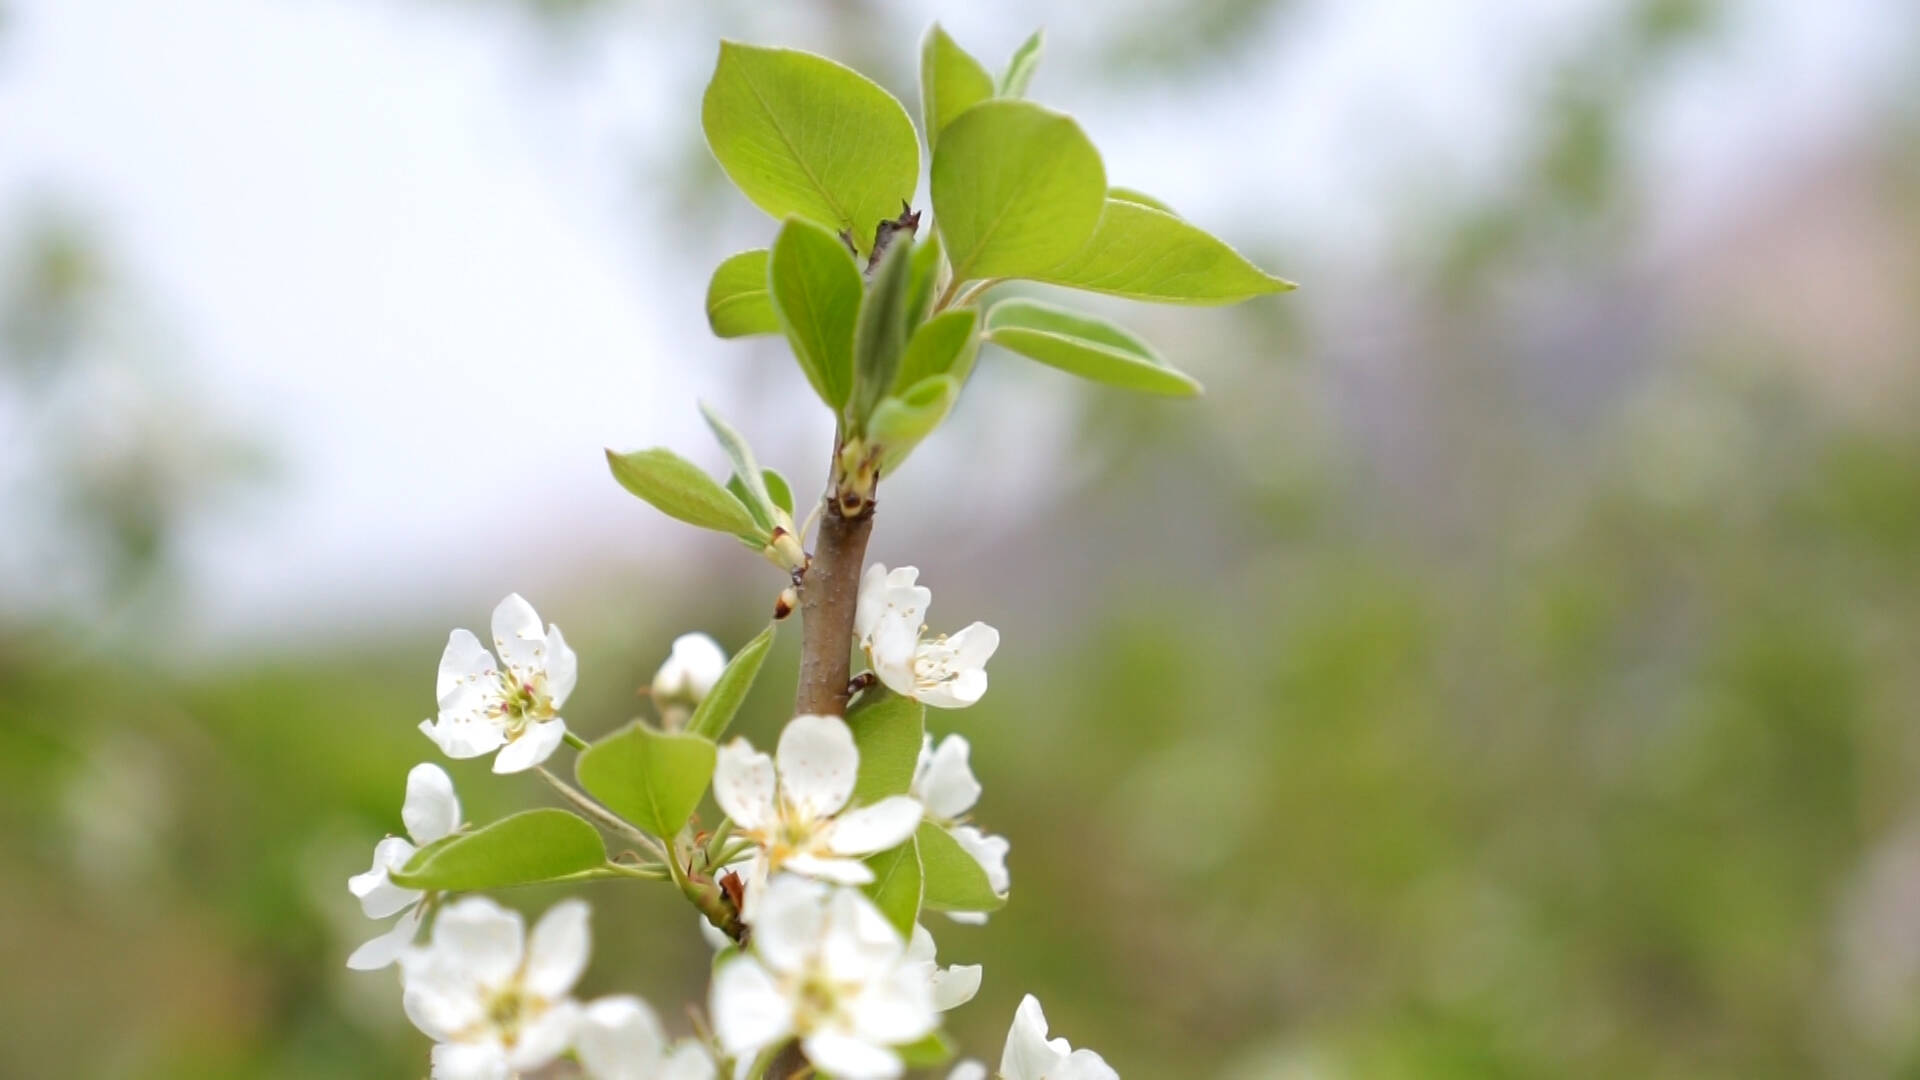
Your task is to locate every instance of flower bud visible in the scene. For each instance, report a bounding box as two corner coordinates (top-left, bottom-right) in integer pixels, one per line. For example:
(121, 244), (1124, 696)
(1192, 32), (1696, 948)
(651, 632), (727, 706)
(773, 587), (798, 621)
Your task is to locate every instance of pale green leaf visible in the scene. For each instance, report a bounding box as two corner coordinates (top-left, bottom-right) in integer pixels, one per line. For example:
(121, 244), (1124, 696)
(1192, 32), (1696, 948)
(606, 448), (767, 541)
(898, 1031), (957, 1068)
(390, 809), (606, 891)
(705, 249), (779, 338)
(768, 218), (861, 410)
(686, 623), (776, 741)
(917, 821), (1006, 912)
(905, 228), (945, 331)
(920, 24), (995, 149)
(894, 309), (979, 391)
(1107, 186), (1177, 216)
(1036, 198), (1292, 305)
(931, 100), (1106, 284)
(575, 722), (717, 840)
(702, 42), (919, 254)
(701, 402), (778, 527)
(862, 838), (923, 938)
(985, 298), (1200, 396)
(999, 29), (1044, 97)
(869, 375), (961, 474)
(762, 468), (795, 517)
(726, 474), (772, 533)
(846, 689), (924, 805)
(850, 238), (913, 429)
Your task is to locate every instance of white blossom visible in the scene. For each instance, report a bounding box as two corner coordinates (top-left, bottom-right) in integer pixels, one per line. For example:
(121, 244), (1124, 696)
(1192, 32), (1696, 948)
(419, 593), (577, 774)
(652, 632), (728, 706)
(576, 995), (716, 1080)
(398, 897), (590, 1080)
(947, 1064), (988, 1080)
(998, 995), (1117, 1080)
(906, 923), (982, 1012)
(855, 565), (999, 709)
(912, 735), (1011, 922)
(710, 876), (938, 1079)
(713, 714), (922, 919)
(347, 763), (460, 970)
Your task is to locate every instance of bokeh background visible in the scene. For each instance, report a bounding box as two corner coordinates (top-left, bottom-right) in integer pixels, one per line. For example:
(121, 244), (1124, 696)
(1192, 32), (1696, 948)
(4, 0), (1919, 1076)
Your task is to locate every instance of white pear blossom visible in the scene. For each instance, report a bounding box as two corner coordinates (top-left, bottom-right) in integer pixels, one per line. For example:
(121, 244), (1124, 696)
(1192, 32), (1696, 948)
(912, 735), (1011, 923)
(906, 923), (982, 1012)
(398, 897), (590, 1080)
(347, 763), (461, 970)
(855, 565), (999, 709)
(652, 632), (728, 706)
(713, 714), (922, 919)
(576, 995), (716, 1080)
(947, 1064), (988, 1080)
(998, 995), (1117, 1080)
(419, 593), (578, 774)
(710, 876), (937, 1079)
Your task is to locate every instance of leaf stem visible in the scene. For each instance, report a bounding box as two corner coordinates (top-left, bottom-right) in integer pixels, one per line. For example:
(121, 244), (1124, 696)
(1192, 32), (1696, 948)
(563, 731), (590, 751)
(534, 766), (668, 862)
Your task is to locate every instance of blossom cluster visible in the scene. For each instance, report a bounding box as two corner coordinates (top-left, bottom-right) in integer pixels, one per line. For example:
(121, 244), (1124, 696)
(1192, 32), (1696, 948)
(346, 589), (1113, 1079)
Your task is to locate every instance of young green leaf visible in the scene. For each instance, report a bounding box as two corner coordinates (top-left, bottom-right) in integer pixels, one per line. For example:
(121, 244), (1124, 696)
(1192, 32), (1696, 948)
(985, 298), (1201, 396)
(999, 29), (1044, 97)
(897, 1031), (957, 1069)
(920, 24), (995, 149)
(607, 447), (768, 541)
(686, 623), (776, 741)
(931, 100), (1106, 284)
(850, 238), (913, 430)
(702, 42), (919, 254)
(726, 474), (773, 533)
(862, 838), (923, 938)
(705, 249), (779, 338)
(894, 308), (979, 392)
(905, 228), (946, 332)
(701, 402), (780, 528)
(390, 809), (607, 892)
(917, 821), (1006, 912)
(1107, 186), (1178, 216)
(575, 722), (718, 840)
(1035, 198), (1293, 305)
(846, 689), (925, 805)
(869, 375), (961, 474)
(762, 468), (795, 517)
(768, 218), (862, 410)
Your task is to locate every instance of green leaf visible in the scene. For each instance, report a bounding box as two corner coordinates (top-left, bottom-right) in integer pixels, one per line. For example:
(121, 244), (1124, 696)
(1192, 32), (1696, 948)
(686, 623), (776, 741)
(701, 402), (779, 527)
(762, 468), (794, 517)
(999, 29), (1044, 97)
(862, 838), (923, 938)
(702, 42), (919, 254)
(905, 228), (945, 331)
(920, 24), (995, 149)
(607, 448), (768, 541)
(931, 100), (1106, 284)
(390, 809), (606, 891)
(917, 821), (1006, 912)
(575, 722), (718, 840)
(846, 689), (924, 805)
(869, 375), (961, 474)
(985, 298), (1201, 397)
(850, 238), (913, 429)
(768, 218), (862, 410)
(1035, 198), (1292, 305)
(1108, 186), (1177, 216)
(705, 249), (779, 338)
(726, 474), (772, 533)
(894, 309), (979, 391)
(897, 1031), (957, 1069)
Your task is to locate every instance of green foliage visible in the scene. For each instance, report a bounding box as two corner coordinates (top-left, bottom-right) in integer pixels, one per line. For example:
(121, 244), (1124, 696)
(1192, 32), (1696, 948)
(920, 25), (995, 149)
(704, 249), (778, 338)
(575, 723), (717, 840)
(702, 42), (919, 255)
(605, 447), (767, 543)
(905, 229), (946, 331)
(1107, 186), (1177, 215)
(849, 239), (913, 430)
(862, 838), (923, 938)
(931, 100), (1107, 284)
(685, 623), (777, 741)
(894, 309), (979, 391)
(768, 217), (861, 411)
(845, 689), (924, 805)
(869, 375), (961, 474)
(999, 30), (1045, 98)
(1034, 198), (1295, 305)
(917, 821), (1005, 913)
(985, 298), (1200, 396)
(761, 468), (794, 517)
(701, 402), (784, 532)
(390, 809), (606, 891)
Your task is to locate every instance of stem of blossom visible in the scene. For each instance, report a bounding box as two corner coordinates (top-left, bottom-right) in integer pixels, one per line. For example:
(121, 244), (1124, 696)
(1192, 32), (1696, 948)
(793, 443), (876, 718)
(665, 834), (746, 942)
(533, 766), (669, 862)
(562, 731), (590, 751)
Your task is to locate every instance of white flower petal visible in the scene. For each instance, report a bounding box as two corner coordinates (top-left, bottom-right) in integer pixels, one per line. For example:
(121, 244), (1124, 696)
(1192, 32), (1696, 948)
(944, 910), (989, 926)
(714, 740), (777, 831)
(545, 623), (579, 706)
(661, 1041), (718, 1080)
(775, 714), (860, 820)
(918, 666), (988, 710)
(906, 923), (937, 964)
(656, 633), (727, 702)
(403, 763), (461, 844)
(951, 825), (1010, 896)
(346, 903), (423, 971)
(845, 963), (938, 1046)
(524, 898), (591, 999)
(437, 628), (498, 706)
(402, 964), (486, 1043)
(825, 797), (923, 858)
(854, 563), (891, 643)
(931, 963), (982, 1012)
(419, 715), (506, 760)
(426, 896), (525, 984)
(576, 996), (667, 1080)
(915, 735), (981, 822)
(490, 593), (548, 684)
(820, 887), (908, 987)
(1053, 1049), (1120, 1080)
(947, 622), (1000, 670)
(783, 852), (876, 885)
(491, 717), (566, 774)
(750, 875), (830, 976)
(1000, 995), (1069, 1080)
(711, 956), (794, 1057)
(802, 1032), (903, 1080)
(349, 835), (420, 919)
(947, 1062), (988, 1080)
(430, 1041), (511, 1080)
(505, 999), (580, 1071)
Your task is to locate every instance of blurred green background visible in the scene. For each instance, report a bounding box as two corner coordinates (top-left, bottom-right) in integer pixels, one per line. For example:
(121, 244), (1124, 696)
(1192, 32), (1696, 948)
(4, 0), (1920, 1076)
